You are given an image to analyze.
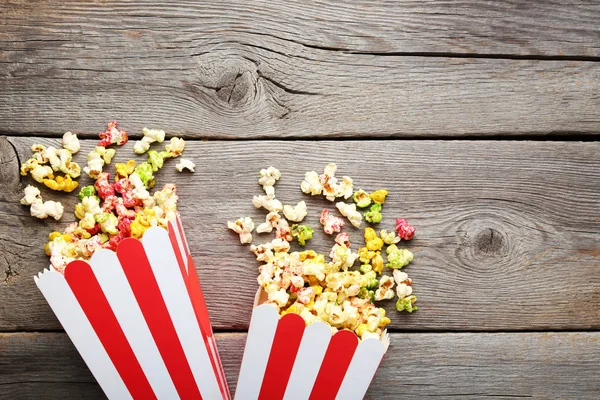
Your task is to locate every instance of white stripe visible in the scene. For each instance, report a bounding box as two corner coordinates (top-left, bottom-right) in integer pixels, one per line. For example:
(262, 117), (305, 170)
(176, 215), (192, 261)
(234, 304), (279, 400)
(334, 338), (387, 400)
(283, 322), (331, 400)
(142, 227), (222, 399)
(208, 336), (228, 396)
(172, 218), (189, 273)
(35, 269), (132, 400)
(90, 250), (179, 400)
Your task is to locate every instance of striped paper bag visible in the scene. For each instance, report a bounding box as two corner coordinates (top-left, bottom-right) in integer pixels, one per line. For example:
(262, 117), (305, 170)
(235, 289), (390, 400)
(35, 215), (230, 400)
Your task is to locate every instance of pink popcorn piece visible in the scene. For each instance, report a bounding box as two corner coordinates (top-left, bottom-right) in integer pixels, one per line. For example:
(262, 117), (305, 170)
(395, 218), (416, 241)
(334, 232), (351, 248)
(320, 209), (345, 235)
(98, 120), (128, 147)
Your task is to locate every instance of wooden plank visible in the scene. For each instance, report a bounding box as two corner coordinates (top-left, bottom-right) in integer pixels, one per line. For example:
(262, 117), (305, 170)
(1, 137), (599, 332)
(2, 1), (598, 57)
(1, 1), (599, 138)
(1, 331), (599, 399)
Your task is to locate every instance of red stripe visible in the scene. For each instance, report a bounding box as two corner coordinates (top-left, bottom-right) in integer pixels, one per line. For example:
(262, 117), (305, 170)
(117, 238), (202, 400)
(259, 313), (306, 400)
(64, 260), (156, 400)
(309, 330), (359, 400)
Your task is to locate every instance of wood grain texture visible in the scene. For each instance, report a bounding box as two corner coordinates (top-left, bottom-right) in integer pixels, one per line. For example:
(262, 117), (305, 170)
(1, 332), (599, 399)
(1, 1), (599, 138)
(1, 137), (599, 332)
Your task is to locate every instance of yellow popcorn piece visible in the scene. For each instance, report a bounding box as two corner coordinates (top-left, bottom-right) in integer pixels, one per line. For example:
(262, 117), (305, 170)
(115, 160), (137, 180)
(371, 253), (384, 274)
(43, 175), (79, 193)
(364, 227), (384, 251)
(370, 189), (388, 205)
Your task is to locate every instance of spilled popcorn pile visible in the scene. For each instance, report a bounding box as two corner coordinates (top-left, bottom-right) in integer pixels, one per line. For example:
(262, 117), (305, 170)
(228, 164), (418, 340)
(19, 121), (196, 272)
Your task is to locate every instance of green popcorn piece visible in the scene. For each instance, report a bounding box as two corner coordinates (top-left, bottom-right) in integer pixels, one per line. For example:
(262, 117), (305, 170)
(147, 150), (165, 172)
(364, 203), (383, 223)
(386, 245), (414, 269)
(95, 212), (119, 235)
(78, 185), (97, 200)
(134, 162), (155, 188)
(358, 287), (370, 299)
(353, 189), (372, 208)
(158, 150), (172, 159)
(396, 295), (418, 312)
(291, 224), (314, 246)
(366, 278), (379, 290)
(103, 148), (116, 164)
(359, 264), (373, 274)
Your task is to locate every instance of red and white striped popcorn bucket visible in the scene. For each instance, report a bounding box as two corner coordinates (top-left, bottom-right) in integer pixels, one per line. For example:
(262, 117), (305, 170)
(35, 215), (231, 400)
(235, 290), (390, 400)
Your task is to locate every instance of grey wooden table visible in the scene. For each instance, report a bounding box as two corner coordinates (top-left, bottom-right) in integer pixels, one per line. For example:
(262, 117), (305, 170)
(1, 1), (599, 399)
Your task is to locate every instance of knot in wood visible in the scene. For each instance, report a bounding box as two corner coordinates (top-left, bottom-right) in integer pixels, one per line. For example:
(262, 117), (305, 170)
(456, 217), (511, 268)
(194, 53), (258, 108)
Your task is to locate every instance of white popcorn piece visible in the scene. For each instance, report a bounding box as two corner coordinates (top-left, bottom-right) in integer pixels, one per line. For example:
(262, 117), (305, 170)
(256, 211), (281, 233)
(133, 137), (152, 154)
(83, 146), (115, 179)
(374, 275), (395, 301)
(165, 137), (185, 157)
(30, 164), (53, 183)
(283, 201), (308, 222)
(300, 170), (323, 195)
(267, 285), (290, 308)
(175, 158), (196, 172)
(329, 243), (359, 271)
(336, 202), (362, 228)
(133, 128), (166, 154)
(30, 199), (64, 220)
(143, 127), (166, 143)
(252, 195), (283, 213)
(336, 176), (354, 199)
(227, 217), (255, 244)
(380, 229), (400, 245)
(271, 238), (291, 253)
(393, 270), (413, 299)
(20, 185), (41, 205)
(62, 132), (80, 154)
(258, 166), (281, 189)
(129, 172), (153, 206)
(250, 243), (275, 263)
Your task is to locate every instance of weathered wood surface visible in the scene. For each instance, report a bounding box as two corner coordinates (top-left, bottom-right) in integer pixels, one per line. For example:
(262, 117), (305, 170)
(1, 332), (598, 399)
(1, 1), (600, 138)
(2, 136), (599, 332)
